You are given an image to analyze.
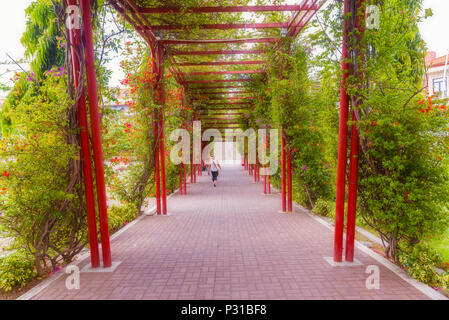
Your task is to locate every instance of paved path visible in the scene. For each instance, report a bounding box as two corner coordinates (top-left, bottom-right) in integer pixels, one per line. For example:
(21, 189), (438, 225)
(31, 164), (430, 300)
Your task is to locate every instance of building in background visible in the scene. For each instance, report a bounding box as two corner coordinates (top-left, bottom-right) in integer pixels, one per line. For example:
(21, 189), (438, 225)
(103, 88), (131, 112)
(425, 51), (449, 98)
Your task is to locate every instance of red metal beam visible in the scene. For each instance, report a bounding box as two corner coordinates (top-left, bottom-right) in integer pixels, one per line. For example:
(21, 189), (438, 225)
(173, 49), (264, 56)
(161, 38), (276, 45)
(201, 116), (241, 118)
(188, 70), (263, 76)
(200, 109), (246, 111)
(191, 85), (246, 90)
(204, 102), (248, 105)
(149, 22), (288, 30)
(203, 120), (241, 123)
(109, 1), (152, 45)
(197, 91), (250, 95)
(202, 112), (242, 115)
(186, 78), (256, 84)
(119, 0), (156, 42)
(292, 0), (322, 37)
(177, 60), (265, 67)
(194, 96), (255, 101)
(138, 5), (309, 14)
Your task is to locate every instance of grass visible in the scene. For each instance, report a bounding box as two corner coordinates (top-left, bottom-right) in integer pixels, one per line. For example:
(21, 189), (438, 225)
(426, 228), (449, 264)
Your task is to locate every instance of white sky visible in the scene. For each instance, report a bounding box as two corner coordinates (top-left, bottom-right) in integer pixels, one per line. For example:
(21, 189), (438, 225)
(0, 0), (448, 97)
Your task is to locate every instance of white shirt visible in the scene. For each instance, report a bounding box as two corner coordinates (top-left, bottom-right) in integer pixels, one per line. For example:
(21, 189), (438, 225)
(210, 160), (219, 172)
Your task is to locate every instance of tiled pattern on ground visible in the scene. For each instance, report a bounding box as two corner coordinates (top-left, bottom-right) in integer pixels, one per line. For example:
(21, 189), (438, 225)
(32, 165), (428, 300)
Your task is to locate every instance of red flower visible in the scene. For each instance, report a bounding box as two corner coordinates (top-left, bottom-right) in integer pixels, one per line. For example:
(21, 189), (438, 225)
(2, 171), (9, 177)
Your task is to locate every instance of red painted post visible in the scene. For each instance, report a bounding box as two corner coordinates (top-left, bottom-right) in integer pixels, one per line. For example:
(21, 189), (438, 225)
(268, 172), (271, 194)
(183, 163), (187, 194)
(287, 147), (292, 212)
(153, 108), (161, 215)
(179, 168), (183, 195)
(345, 112), (359, 261)
(154, 44), (167, 214)
(80, 0), (111, 267)
(254, 155), (257, 182)
(263, 167), (267, 194)
(67, 0), (99, 268)
(194, 163), (197, 183)
(190, 153), (194, 183)
(156, 44), (167, 214)
(159, 96), (167, 214)
(151, 46), (162, 215)
(334, 0), (351, 262)
(281, 130), (286, 212)
(345, 0), (365, 262)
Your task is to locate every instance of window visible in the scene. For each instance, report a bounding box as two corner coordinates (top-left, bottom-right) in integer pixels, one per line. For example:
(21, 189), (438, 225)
(433, 77), (447, 97)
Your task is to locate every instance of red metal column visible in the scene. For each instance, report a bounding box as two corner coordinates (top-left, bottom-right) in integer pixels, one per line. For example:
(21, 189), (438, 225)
(281, 130), (286, 212)
(254, 153), (257, 182)
(345, 112), (359, 261)
(345, 0), (365, 262)
(263, 166), (267, 194)
(80, 0), (111, 267)
(159, 86), (167, 214)
(194, 163), (197, 183)
(179, 169), (182, 195)
(153, 108), (161, 215)
(190, 151), (194, 183)
(287, 147), (292, 212)
(67, 0), (99, 268)
(151, 46), (162, 215)
(267, 135), (271, 194)
(183, 163), (187, 194)
(267, 172), (271, 194)
(334, 0), (351, 262)
(156, 44), (167, 214)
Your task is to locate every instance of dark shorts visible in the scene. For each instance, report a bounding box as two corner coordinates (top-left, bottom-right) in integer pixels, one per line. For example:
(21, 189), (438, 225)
(211, 171), (218, 181)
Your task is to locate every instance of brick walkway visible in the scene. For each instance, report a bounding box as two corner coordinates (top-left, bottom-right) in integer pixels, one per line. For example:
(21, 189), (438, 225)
(30, 164), (431, 300)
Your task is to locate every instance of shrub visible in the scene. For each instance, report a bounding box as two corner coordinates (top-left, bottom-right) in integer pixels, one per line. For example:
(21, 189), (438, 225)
(313, 198), (335, 218)
(107, 203), (139, 232)
(398, 243), (443, 287)
(0, 250), (37, 293)
(0, 73), (86, 275)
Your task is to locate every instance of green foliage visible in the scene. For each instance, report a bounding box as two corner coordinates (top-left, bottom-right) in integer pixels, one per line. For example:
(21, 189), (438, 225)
(350, 0), (449, 260)
(104, 41), (189, 212)
(313, 198), (335, 218)
(0, 73), (86, 275)
(21, 0), (64, 78)
(398, 243), (444, 287)
(108, 204), (138, 232)
(0, 250), (37, 293)
(247, 42), (334, 208)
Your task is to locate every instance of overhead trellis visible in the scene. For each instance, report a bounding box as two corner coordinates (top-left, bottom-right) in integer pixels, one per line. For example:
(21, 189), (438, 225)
(67, 0), (368, 269)
(108, 0), (326, 123)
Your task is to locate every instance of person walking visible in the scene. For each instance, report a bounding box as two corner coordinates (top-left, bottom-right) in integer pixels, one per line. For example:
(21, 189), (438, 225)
(208, 155), (221, 187)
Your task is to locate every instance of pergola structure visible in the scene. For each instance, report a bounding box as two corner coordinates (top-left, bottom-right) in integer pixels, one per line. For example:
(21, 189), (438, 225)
(67, 0), (365, 270)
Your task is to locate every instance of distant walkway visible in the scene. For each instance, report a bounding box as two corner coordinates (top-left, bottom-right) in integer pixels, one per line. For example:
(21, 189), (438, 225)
(28, 165), (434, 300)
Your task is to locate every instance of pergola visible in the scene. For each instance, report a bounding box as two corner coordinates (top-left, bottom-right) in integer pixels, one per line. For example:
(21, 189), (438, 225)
(66, 0), (364, 272)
